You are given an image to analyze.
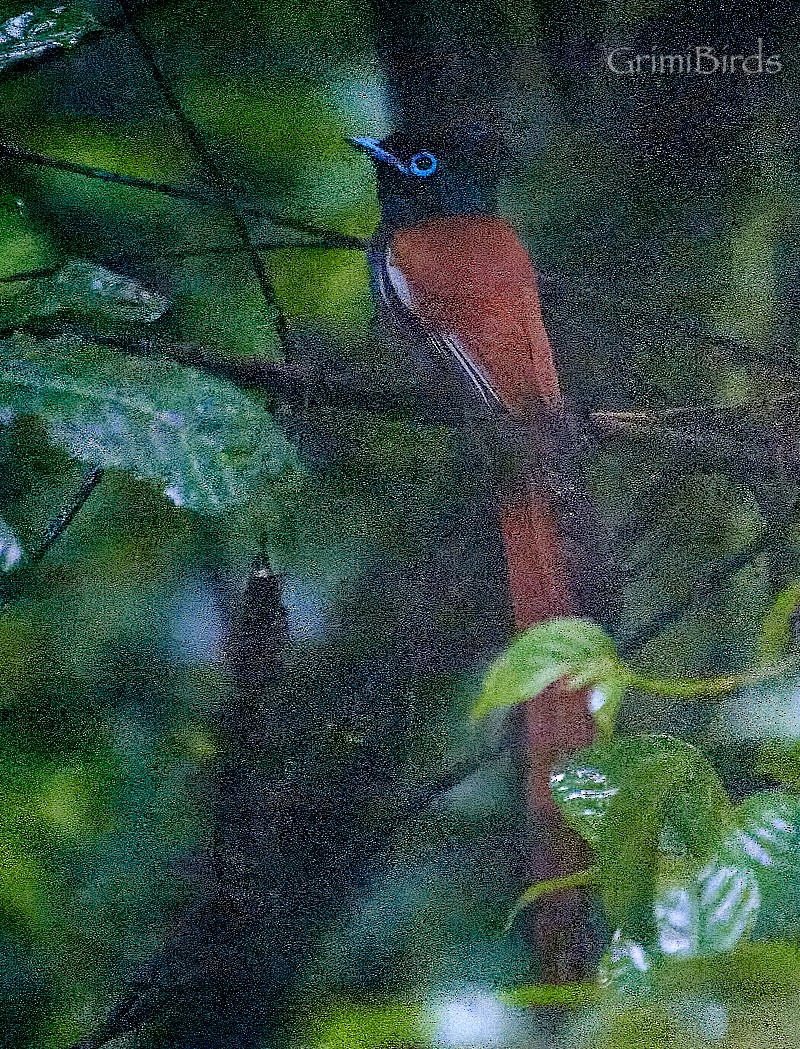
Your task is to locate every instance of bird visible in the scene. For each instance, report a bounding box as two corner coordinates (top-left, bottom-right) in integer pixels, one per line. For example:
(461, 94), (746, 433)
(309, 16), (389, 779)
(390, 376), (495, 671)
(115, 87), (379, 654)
(350, 127), (599, 976)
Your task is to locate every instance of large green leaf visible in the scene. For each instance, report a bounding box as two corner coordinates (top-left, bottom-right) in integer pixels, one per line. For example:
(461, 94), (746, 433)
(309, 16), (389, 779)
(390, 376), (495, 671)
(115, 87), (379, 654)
(631, 791), (800, 967)
(473, 617), (622, 719)
(0, 334), (301, 513)
(551, 735), (731, 853)
(552, 736), (733, 937)
(0, 3), (100, 71)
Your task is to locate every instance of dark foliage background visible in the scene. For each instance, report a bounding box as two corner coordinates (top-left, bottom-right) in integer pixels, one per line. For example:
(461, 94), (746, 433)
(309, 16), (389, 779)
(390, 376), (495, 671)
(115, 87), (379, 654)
(1, 0), (800, 1046)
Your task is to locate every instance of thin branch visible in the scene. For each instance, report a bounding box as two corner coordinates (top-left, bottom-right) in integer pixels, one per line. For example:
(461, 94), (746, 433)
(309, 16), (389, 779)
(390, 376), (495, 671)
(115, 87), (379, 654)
(592, 391), (800, 427)
(0, 139), (223, 205)
(0, 232), (366, 288)
(14, 319), (800, 454)
(0, 239), (364, 289)
(619, 532), (772, 654)
(0, 139), (363, 246)
(10, 316), (800, 477)
(114, 0), (290, 346)
(0, 267), (59, 284)
(0, 467), (104, 612)
(589, 407), (789, 485)
(27, 467), (105, 566)
(16, 319), (467, 422)
(162, 234), (367, 258)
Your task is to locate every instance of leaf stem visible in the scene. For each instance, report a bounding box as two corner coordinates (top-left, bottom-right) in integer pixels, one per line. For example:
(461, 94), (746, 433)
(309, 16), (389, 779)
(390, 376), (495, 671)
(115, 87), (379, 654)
(505, 868), (599, 932)
(624, 653), (800, 699)
(499, 981), (600, 1009)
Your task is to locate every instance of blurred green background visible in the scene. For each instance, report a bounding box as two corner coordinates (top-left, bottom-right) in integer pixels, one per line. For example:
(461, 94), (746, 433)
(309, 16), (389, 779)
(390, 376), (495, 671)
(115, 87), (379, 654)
(1, 0), (800, 1046)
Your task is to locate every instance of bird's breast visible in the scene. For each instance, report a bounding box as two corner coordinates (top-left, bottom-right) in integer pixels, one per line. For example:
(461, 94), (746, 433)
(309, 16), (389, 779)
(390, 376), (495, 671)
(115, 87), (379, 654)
(385, 215), (562, 415)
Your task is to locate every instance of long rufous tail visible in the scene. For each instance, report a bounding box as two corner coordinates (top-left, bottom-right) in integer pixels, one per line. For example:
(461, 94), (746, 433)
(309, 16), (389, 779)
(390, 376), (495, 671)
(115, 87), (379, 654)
(500, 486), (596, 817)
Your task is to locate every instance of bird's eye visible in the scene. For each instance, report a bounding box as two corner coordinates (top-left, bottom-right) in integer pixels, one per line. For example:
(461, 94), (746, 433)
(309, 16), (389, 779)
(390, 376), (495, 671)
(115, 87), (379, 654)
(408, 151), (437, 177)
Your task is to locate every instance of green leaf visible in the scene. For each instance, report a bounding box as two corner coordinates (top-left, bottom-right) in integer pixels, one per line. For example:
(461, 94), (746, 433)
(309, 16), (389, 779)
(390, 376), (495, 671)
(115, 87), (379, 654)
(597, 931), (654, 1000)
(20, 261), (170, 325)
(472, 617), (622, 719)
(650, 791), (800, 962)
(719, 790), (800, 875)
(759, 582), (800, 662)
(0, 3), (100, 71)
(694, 862), (760, 953)
(655, 863), (760, 958)
(0, 515), (23, 572)
(0, 334), (301, 514)
(551, 735), (731, 853)
(652, 790), (800, 957)
(552, 736), (733, 936)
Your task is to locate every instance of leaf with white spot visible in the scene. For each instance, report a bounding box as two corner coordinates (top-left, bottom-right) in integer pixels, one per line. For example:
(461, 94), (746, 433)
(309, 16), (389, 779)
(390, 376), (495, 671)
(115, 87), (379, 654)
(550, 735), (731, 852)
(0, 334), (301, 514)
(655, 882), (697, 958)
(22, 260), (169, 324)
(655, 862), (760, 958)
(587, 677), (627, 740)
(0, 515), (23, 572)
(597, 931), (653, 1000)
(553, 735), (732, 938)
(0, 3), (100, 71)
(549, 762), (619, 846)
(473, 617), (622, 719)
(721, 791), (800, 874)
(696, 862), (760, 952)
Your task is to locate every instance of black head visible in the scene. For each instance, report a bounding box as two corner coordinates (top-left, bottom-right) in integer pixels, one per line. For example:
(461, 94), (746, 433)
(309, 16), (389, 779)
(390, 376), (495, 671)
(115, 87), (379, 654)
(349, 126), (508, 228)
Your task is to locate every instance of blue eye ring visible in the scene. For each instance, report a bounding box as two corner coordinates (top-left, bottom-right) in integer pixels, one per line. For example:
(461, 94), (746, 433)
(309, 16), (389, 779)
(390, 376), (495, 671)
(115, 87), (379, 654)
(408, 151), (437, 177)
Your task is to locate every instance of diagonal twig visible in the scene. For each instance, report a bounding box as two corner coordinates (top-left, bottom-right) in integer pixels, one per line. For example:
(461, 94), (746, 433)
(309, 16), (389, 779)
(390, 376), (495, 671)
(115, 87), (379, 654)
(0, 230), (367, 286)
(27, 467), (105, 567)
(0, 139), (363, 247)
(619, 532), (773, 654)
(113, 0), (291, 347)
(0, 467), (105, 610)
